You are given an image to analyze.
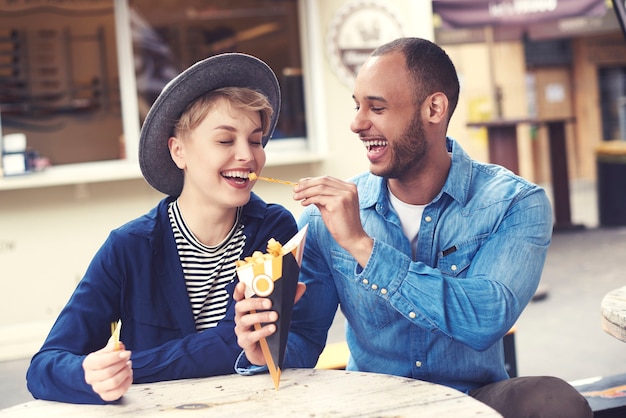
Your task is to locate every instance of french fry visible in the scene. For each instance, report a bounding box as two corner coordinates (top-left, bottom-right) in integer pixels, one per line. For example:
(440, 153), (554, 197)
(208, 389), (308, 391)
(111, 320), (122, 351)
(248, 172), (297, 186)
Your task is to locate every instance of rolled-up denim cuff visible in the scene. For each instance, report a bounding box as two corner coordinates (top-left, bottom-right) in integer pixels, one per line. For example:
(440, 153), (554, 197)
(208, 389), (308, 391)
(234, 350), (269, 376)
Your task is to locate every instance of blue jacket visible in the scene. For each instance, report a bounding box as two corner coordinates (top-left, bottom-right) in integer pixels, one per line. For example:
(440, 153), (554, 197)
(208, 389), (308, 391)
(27, 194), (297, 404)
(274, 138), (552, 393)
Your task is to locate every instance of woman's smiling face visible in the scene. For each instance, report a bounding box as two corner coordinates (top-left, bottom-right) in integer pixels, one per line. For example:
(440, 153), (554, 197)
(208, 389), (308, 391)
(169, 96), (266, 208)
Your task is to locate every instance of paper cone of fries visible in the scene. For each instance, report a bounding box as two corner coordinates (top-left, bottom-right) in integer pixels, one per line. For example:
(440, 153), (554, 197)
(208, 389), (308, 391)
(236, 224), (308, 390)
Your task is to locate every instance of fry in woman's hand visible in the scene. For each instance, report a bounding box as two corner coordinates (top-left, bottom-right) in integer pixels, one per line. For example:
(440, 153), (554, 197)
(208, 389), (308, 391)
(110, 320), (122, 351)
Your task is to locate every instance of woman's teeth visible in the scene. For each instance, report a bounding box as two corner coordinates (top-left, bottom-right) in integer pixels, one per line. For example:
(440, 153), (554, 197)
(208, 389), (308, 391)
(222, 170), (250, 180)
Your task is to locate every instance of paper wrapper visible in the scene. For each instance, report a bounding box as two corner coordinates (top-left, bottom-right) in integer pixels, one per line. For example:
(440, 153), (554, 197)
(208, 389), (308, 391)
(236, 224), (308, 390)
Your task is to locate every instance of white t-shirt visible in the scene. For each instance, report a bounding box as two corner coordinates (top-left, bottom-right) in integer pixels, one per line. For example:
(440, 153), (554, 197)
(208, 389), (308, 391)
(389, 190), (426, 260)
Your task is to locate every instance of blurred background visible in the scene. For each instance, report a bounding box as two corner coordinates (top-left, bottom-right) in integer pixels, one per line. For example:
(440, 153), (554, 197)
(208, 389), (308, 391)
(1, 0), (626, 410)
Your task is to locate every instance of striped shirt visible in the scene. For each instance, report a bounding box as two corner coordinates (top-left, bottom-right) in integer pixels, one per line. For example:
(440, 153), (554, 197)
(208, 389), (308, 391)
(168, 201), (245, 331)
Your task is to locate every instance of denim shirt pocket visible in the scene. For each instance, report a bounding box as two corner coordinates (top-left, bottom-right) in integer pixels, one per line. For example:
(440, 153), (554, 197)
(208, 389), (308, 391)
(437, 237), (485, 278)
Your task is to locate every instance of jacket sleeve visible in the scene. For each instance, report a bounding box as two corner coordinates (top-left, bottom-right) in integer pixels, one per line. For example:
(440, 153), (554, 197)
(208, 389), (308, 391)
(26, 239), (242, 404)
(26, 235), (135, 404)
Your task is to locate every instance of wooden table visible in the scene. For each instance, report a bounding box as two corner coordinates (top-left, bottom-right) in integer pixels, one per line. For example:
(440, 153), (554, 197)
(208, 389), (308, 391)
(601, 285), (626, 342)
(0, 369), (502, 417)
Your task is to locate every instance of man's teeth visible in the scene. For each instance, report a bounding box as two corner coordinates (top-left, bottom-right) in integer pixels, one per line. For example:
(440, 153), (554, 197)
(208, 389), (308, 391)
(363, 140), (387, 149)
(222, 171), (250, 179)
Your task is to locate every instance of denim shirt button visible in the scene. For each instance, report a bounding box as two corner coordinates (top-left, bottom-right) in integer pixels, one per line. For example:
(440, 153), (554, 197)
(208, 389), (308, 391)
(381, 288), (388, 295)
(371, 284), (378, 290)
(451, 265), (458, 271)
(362, 278), (369, 285)
(415, 360), (423, 368)
(409, 311), (416, 318)
(424, 216), (432, 222)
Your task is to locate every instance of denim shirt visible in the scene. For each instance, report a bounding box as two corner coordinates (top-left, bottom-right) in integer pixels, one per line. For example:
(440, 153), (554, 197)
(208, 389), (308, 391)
(265, 137), (553, 394)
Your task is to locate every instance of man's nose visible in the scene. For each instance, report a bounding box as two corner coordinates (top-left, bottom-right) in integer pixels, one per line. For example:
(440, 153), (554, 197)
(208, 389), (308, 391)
(350, 108), (370, 133)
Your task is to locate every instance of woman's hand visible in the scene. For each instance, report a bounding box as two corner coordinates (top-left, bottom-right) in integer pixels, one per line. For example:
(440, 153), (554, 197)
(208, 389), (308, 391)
(233, 281), (306, 366)
(82, 338), (133, 402)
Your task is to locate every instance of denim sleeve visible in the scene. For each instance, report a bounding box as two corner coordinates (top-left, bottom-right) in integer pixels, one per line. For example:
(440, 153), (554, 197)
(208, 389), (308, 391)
(358, 187), (552, 351)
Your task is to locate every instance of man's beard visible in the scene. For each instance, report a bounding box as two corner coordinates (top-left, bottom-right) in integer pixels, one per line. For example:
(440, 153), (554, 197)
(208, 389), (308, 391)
(374, 112), (427, 180)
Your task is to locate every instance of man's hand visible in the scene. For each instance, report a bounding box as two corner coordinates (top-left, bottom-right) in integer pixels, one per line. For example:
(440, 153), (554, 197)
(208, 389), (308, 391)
(233, 281), (306, 366)
(82, 338), (133, 402)
(294, 176), (373, 267)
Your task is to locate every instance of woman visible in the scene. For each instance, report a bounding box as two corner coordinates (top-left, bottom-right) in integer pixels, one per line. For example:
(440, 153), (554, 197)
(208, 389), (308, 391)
(26, 53), (297, 404)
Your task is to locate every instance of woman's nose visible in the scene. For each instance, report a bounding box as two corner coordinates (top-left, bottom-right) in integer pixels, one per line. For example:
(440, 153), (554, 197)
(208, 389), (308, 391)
(234, 141), (254, 161)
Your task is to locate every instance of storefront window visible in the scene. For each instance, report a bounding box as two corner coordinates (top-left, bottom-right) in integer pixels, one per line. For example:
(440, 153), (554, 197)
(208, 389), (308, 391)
(0, 1), (121, 166)
(130, 0), (306, 140)
(0, 0), (308, 176)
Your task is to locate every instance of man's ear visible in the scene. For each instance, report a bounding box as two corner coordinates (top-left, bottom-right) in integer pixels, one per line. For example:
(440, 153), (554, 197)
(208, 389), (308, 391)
(425, 92), (449, 123)
(168, 136), (186, 169)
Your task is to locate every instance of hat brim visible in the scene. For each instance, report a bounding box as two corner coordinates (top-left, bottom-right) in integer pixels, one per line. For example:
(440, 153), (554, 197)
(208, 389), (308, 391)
(139, 53), (281, 196)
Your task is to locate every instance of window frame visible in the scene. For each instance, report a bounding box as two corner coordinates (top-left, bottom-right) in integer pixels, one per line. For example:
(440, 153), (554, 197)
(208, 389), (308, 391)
(0, 0), (324, 191)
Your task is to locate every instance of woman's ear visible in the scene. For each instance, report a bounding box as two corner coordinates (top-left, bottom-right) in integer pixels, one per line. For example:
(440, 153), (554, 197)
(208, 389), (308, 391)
(425, 92), (449, 124)
(168, 136), (186, 170)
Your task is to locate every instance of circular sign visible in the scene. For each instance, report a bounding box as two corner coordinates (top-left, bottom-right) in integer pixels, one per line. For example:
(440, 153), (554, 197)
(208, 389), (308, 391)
(327, 0), (406, 88)
(252, 274), (274, 297)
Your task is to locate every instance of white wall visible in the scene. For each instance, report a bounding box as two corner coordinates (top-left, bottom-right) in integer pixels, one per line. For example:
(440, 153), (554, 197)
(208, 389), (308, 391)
(0, 0), (434, 360)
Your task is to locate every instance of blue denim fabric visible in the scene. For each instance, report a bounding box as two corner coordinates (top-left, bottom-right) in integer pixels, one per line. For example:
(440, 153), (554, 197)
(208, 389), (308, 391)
(271, 137), (553, 394)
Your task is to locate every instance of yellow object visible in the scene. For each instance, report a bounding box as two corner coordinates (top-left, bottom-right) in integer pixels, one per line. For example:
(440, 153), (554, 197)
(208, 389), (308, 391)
(315, 328), (516, 371)
(254, 322), (281, 390)
(315, 341), (350, 370)
(248, 172), (297, 186)
(111, 320), (122, 351)
(236, 241), (285, 390)
(596, 140), (626, 163)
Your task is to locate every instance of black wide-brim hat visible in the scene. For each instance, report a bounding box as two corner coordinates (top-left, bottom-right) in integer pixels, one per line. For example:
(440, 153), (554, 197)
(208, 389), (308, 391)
(139, 53), (281, 197)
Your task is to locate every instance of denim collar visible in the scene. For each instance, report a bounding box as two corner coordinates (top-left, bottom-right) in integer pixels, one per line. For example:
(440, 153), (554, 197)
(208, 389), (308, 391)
(357, 137), (473, 211)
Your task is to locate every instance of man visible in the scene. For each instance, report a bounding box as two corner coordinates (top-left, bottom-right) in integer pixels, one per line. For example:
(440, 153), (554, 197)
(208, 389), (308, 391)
(234, 38), (592, 417)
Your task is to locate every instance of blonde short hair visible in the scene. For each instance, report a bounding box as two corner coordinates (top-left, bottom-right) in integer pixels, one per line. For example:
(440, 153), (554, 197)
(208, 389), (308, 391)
(173, 87), (274, 139)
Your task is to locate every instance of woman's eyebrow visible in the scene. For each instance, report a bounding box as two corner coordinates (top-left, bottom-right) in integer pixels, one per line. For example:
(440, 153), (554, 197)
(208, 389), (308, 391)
(213, 125), (263, 134)
(214, 125), (237, 132)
